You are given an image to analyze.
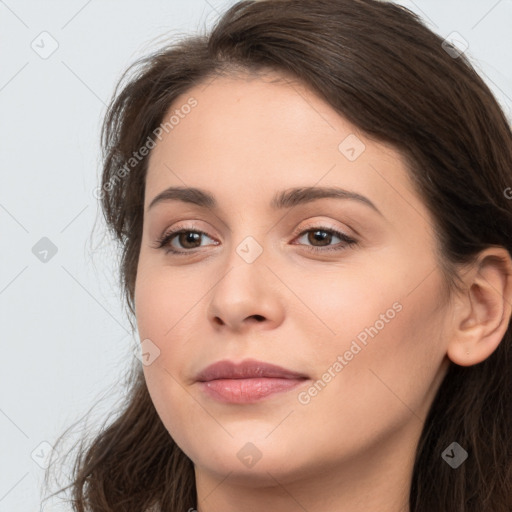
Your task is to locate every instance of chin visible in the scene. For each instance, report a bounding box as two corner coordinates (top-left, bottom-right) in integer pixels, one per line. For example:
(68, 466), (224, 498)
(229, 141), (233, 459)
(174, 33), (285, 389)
(187, 434), (317, 484)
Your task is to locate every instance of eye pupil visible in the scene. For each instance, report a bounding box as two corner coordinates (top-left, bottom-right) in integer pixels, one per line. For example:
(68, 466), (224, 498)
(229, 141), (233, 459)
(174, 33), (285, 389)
(309, 230), (331, 246)
(179, 231), (201, 248)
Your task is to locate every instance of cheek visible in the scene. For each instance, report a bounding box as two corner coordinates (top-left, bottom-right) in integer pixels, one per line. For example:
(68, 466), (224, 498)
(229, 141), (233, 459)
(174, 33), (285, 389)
(142, 361), (211, 465)
(134, 265), (194, 401)
(276, 262), (405, 364)
(317, 276), (448, 425)
(291, 261), (449, 421)
(290, 297), (448, 467)
(135, 265), (209, 458)
(134, 261), (199, 343)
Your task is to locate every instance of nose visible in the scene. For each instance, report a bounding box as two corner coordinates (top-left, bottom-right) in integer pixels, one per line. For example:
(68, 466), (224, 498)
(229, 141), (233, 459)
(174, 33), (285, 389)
(206, 251), (286, 333)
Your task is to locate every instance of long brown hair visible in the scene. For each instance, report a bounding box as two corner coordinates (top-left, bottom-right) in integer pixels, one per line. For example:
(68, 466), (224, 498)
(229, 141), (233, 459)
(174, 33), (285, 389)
(43, 1), (512, 510)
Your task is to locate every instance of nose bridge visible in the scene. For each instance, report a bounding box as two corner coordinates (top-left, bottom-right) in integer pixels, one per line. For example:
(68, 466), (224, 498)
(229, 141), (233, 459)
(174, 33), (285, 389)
(206, 225), (284, 329)
(223, 206), (274, 266)
(234, 232), (266, 265)
(217, 231), (268, 298)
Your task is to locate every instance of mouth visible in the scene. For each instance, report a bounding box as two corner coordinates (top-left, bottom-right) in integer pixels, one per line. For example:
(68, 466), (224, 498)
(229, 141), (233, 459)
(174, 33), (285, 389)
(195, 358), (310, 404)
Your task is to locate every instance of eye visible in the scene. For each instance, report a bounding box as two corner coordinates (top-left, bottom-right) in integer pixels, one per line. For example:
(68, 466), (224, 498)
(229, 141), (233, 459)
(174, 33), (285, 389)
(153, 224), (358, 255)
(292, 226), (358, 253)
(153, 228), (218, 254)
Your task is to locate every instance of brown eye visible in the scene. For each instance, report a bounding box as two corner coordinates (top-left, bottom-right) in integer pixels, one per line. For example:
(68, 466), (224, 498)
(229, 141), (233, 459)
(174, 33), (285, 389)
(305, 229), (333, 246)
(175, 231), (202, 249)
(294, 227), (358, 253)
(155, 228), (218, 254)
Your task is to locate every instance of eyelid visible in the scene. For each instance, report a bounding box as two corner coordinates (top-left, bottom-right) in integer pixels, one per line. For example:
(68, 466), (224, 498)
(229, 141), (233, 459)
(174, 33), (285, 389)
(156, 218), (354, 242)
(291, 219), (354, 239)
(153, 218), (358, 256)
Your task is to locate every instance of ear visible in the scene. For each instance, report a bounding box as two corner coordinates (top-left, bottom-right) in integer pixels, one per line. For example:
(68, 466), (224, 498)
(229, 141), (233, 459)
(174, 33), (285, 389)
(447, 247), (512, 367)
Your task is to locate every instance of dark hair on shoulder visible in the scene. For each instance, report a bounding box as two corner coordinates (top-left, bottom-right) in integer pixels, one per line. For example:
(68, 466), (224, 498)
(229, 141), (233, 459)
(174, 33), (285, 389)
(43, 1), (512, 510)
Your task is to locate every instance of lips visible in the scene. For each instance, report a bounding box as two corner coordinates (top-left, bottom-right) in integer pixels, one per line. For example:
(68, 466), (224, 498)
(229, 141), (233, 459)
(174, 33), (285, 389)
(195, 359), (309, 403)
(196, 358), (308, 381)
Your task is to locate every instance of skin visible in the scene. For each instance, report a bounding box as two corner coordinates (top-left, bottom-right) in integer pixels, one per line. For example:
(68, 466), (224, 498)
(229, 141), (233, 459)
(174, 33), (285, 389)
(134, 70), (512, 512)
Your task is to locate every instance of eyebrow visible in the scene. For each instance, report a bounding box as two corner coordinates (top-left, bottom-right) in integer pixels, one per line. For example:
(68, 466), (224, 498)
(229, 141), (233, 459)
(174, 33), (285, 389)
(147, 185), (383, 217)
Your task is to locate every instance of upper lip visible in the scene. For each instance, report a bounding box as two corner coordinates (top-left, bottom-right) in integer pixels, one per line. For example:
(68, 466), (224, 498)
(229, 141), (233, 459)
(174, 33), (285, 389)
(195, 359), (309, 382)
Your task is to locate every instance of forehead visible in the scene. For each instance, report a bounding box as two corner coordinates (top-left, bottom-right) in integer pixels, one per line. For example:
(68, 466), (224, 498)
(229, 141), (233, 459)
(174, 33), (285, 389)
(144, 72), (428, 227)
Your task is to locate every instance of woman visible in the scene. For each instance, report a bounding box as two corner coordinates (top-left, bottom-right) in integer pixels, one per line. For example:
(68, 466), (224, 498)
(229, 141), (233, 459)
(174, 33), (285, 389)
(44, 0), (512, 510)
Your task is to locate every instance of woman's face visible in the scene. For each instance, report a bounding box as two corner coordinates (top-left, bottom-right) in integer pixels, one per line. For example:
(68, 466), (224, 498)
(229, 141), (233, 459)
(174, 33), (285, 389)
(134, 71), (453, 488)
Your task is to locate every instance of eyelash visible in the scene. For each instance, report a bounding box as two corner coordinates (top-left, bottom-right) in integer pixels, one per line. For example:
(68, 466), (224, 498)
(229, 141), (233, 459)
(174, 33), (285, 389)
(153, 224), (358, 255)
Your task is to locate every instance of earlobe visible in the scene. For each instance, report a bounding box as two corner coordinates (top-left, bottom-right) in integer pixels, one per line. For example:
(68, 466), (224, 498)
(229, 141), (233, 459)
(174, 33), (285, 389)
(446, 247), (512, 367)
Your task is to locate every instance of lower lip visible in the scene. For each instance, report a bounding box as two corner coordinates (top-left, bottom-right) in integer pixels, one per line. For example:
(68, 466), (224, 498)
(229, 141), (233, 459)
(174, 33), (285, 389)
(199, 377), (307, 403)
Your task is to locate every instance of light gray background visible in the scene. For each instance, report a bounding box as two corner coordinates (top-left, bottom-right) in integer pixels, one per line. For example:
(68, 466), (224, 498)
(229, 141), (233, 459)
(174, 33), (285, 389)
(1, 1), (511, 510)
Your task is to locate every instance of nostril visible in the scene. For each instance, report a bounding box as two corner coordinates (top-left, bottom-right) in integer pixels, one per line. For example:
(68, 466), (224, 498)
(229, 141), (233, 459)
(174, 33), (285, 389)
(251, 315), (265, 322)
